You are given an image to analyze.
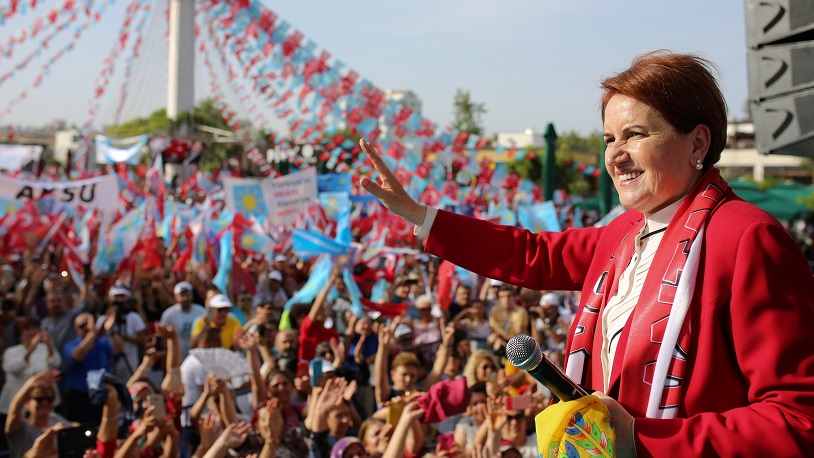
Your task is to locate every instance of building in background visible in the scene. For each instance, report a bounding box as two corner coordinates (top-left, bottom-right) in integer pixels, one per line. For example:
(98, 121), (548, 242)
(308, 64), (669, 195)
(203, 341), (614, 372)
(719, 120), (811, 183)
(496, 129), (544, 149)
(54, 129), (82, 165)
(384, 89), (422, 116)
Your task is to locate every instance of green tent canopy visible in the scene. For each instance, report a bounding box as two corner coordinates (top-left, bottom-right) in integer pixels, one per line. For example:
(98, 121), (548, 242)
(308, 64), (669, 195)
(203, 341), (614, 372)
(729, 180), (811, 221)
(765, 182), (814, 205)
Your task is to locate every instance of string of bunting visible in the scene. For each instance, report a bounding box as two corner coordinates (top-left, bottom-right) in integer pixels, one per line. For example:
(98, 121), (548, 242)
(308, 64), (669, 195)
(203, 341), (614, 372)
(0, 0), (45, 26)
(0, 0), (79, 60)
(113, 0), (152, 124)
(0, 0), (103, 121)
(0, 9), (79, 87)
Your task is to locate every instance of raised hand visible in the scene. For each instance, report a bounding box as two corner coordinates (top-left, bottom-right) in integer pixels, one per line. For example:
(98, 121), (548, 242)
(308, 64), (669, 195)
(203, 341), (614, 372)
(316, 377), (347, 410)
(342, 379), (357, 403)
(359, 139), (427, 225)
(220, 421), (252, 449)
(329, 338), (346, 366)
(136, 405), (158, 436)
(400, 400), (426, 425)
(441, 324), (456, 348)
(484, 396), (507, 432)
(257, 398), (284, 441)
(153, 323), (178, 340)
(379, 323), (394, 348)
(234, 328), (257, 351)
(29, 422), (64, 457)
(102, 311), (116, 333)
(198, 410), (223, 451)
(374, 423), (394, 454)
(28, 369), (60, 388)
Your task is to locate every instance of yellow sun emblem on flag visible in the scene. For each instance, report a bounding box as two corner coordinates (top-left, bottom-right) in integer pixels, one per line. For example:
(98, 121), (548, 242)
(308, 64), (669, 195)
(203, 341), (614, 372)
(234, 185), (265, 218)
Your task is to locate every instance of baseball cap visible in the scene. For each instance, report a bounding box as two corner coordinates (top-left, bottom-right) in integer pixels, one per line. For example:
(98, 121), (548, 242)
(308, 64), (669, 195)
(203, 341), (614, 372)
(489, 279), (504, 286)
(173, 281), (193, 295)
(108, 286), (132, 298)
(415, 294), (433, 309)
(393, 324), (413, 339)
(274, 254), (287, 263)
(208, 294), (233, 308)
(310, 359), (336, 380)
(268, 270), (283, 282)
(540, 293), (560, 306)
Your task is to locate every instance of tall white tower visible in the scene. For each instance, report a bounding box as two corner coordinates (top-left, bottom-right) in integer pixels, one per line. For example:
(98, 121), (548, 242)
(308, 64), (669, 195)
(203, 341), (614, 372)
(167, 0), (195, 120)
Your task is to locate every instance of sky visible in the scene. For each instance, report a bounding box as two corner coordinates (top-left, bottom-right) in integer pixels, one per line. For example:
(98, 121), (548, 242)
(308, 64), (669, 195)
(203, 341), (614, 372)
(0, 0), (750, 137)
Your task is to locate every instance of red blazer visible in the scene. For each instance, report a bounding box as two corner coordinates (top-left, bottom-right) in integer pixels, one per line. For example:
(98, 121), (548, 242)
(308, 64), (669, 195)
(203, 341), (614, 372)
(425, 198), (814, 457)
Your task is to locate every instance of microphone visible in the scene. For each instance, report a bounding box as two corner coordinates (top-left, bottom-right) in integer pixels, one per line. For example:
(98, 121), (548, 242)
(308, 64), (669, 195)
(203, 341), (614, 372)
(506, 334), (588, 402)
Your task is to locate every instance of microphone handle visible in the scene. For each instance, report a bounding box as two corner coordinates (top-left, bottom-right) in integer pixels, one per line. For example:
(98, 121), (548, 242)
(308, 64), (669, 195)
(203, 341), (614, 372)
(528, 353), (589, 401)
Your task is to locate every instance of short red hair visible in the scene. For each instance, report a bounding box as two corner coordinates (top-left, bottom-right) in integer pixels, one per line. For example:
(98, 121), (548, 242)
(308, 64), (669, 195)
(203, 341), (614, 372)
(600, 50), (727, 169)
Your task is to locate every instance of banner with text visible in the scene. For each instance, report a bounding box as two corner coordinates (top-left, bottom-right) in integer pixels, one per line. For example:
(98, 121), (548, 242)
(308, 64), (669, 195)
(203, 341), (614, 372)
(0, 145), (43, 172)
(0, 174), (120, 216)
(223, 168), (317, 227)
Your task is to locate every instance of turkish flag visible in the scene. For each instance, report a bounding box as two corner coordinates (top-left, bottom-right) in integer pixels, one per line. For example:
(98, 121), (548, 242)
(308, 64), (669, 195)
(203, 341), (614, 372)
(435, 260), (456, 311)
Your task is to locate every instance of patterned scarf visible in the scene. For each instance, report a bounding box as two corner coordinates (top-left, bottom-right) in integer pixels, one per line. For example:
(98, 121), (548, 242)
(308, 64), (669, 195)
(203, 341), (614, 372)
(565, 168), (731, 418)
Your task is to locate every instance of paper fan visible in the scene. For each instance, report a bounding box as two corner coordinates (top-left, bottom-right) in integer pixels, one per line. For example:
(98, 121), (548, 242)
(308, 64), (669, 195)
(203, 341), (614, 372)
(189, 348), (252, 381)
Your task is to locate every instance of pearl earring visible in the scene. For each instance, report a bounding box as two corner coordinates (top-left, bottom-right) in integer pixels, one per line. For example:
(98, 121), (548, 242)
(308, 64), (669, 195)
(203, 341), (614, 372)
(695, 159), (703, 170)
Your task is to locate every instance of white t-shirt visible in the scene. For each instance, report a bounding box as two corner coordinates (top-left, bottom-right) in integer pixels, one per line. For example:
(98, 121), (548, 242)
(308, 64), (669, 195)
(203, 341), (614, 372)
(96, 311), (146, 377)
(160, 303), (205, 359)
(180, 353), (208, 427)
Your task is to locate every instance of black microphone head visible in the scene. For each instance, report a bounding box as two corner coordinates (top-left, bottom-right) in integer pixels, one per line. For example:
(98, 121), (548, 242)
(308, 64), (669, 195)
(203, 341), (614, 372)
(506, 334), (543, 371)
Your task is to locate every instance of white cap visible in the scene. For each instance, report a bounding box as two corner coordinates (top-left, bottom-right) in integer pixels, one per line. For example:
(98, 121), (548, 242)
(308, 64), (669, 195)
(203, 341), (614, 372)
(173, 281), (193, 295)
(309, 359), (336, 380)
(393, 324), (413, 339)
(208, 294), (233, 308)
(414, 294), (433, 309)
(108, 286), (132, 298)
(268, 270), (283, 282)
(274, 254), (287, 263)
(489, 279), (504, 286)
(540, 293), (560, 306)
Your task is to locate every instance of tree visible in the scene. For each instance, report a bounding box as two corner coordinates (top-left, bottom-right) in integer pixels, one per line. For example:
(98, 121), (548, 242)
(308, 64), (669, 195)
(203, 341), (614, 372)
(106, 109), (174, 138)
(105, 98), (240, 171)
(452, 89), (486, 136)
(557, 130), (604, 155)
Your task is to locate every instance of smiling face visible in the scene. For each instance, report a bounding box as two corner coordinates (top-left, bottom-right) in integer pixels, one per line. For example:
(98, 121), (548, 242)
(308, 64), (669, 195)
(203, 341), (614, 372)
(603, 94), (707, 216)
(267, 374), (293, 407)
(500, 409), (528, 444)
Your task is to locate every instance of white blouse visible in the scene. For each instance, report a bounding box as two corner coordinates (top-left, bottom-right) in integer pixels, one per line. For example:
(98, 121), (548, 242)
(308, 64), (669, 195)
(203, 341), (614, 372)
(0, 343), (62, 414)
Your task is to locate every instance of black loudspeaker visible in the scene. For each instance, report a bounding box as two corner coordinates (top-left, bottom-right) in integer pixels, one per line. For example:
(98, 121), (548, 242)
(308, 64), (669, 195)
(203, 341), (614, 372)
(747, 0), (814, 157)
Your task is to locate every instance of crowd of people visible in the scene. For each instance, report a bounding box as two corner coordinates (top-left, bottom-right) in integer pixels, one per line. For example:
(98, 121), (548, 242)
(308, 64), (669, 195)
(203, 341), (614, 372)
(0, 240), (571, 458)
(2, 48), (814, 458)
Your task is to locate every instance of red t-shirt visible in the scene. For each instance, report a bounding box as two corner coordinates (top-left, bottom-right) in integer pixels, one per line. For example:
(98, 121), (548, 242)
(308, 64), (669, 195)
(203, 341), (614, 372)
(298, 315), (339, 361)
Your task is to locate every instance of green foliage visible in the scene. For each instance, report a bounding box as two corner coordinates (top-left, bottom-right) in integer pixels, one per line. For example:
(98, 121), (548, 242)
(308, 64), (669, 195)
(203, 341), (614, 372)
(557, 130), (605, 155)
(508, 152), (542, 184)
(106, 98), (233, 138)
(507, 147), (592, 197)
(106, 109), (174, 138)
(105, 98), (241, 171)
(192, 99), (231, 131)
(452, 89), (486, 136)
